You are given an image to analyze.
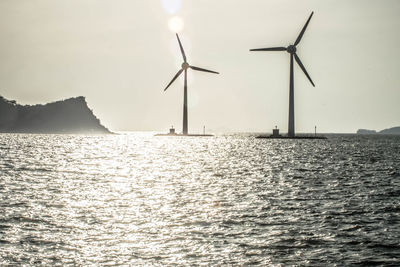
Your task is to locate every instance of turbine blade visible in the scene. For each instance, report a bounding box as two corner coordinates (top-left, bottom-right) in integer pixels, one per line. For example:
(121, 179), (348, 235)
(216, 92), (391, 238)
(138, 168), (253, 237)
(190, 66), (219, 74)
(294, 53), (315, 87)
(250, 47), (286, 52)
(164, 69), (184, 91)
(294, 12), (314, 46)
(176, 33), (187, 62)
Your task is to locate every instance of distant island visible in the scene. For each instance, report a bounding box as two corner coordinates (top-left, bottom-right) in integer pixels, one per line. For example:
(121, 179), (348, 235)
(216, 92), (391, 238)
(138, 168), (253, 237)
(0, 96), (111, 134)
(357, 126), (400, 135)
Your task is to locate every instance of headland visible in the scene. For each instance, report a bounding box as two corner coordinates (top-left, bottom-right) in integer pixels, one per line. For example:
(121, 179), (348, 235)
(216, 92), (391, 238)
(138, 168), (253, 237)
(0, 96), (111, 134)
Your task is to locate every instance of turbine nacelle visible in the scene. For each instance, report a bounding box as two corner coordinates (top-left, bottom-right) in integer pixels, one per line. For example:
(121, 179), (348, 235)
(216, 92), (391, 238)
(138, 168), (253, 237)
(181, 62), (190, 70)
(286, 45), (296, 54)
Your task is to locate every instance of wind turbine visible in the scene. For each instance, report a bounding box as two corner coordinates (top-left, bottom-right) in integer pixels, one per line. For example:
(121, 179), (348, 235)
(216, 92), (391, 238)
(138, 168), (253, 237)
(164, 33), (219, 135)
(250, 12), (315, 138)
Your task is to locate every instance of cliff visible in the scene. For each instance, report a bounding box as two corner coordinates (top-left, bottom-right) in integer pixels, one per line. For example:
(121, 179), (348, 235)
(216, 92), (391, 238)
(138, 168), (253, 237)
(0, 96), (111, 134)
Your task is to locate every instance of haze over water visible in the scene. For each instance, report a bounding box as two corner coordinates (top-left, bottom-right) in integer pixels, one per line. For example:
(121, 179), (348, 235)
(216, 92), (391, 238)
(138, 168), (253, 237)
(0, 133), (399, 265)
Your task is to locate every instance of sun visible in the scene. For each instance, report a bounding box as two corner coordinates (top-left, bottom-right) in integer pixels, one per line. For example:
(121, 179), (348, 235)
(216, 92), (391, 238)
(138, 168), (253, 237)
(168, 16), (184, 33)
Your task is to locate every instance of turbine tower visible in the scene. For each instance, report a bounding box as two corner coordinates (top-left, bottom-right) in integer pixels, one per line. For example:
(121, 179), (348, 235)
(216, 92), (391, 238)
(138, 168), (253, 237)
(164, 33), (219, 135)
(250, 12), (315, 138)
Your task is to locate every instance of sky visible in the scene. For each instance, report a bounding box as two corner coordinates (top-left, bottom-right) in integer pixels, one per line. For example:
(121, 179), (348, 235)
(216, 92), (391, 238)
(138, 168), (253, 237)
(0, 0), (399, 133)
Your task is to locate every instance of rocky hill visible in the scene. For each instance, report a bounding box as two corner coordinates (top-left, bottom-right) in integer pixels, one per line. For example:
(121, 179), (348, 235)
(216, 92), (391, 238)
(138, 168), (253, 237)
(356, 129), (377, 134)
(357, 126), (400, 135)
(379, 126), (400, 135)
(0, 96), (111, 134)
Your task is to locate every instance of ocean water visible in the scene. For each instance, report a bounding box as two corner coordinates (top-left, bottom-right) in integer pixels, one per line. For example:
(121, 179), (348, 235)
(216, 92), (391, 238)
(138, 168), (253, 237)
(0, 133), (399, 266)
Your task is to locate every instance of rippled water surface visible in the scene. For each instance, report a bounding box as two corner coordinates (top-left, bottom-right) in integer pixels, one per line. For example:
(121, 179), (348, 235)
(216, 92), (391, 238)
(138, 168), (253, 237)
(0, 133), (399, 266)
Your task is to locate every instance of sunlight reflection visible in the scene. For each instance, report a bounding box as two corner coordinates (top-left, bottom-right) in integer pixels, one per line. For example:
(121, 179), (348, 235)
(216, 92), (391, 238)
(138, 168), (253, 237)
(161, 0), (182, 14)
(168, 16), (184, 33)
(2, 132), (398, 265)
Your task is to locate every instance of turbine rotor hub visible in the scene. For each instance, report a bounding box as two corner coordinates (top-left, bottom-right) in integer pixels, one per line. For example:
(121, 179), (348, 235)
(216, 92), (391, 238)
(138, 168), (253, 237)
(182, 62), (189, 69)
(287, 45), (296, 54)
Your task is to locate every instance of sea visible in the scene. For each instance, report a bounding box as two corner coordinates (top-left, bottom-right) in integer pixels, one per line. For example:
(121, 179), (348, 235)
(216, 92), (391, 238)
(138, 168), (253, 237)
(0, 132), (399, 266)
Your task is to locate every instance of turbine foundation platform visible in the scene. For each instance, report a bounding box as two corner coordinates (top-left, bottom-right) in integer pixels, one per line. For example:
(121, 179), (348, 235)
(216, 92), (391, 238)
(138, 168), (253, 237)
(256, 134), (327, 139)
(155, 133), (213, 137)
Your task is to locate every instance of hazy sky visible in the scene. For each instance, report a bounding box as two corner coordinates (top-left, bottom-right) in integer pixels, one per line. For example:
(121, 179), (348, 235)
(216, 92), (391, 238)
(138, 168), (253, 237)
(0, 0), (399, 133)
